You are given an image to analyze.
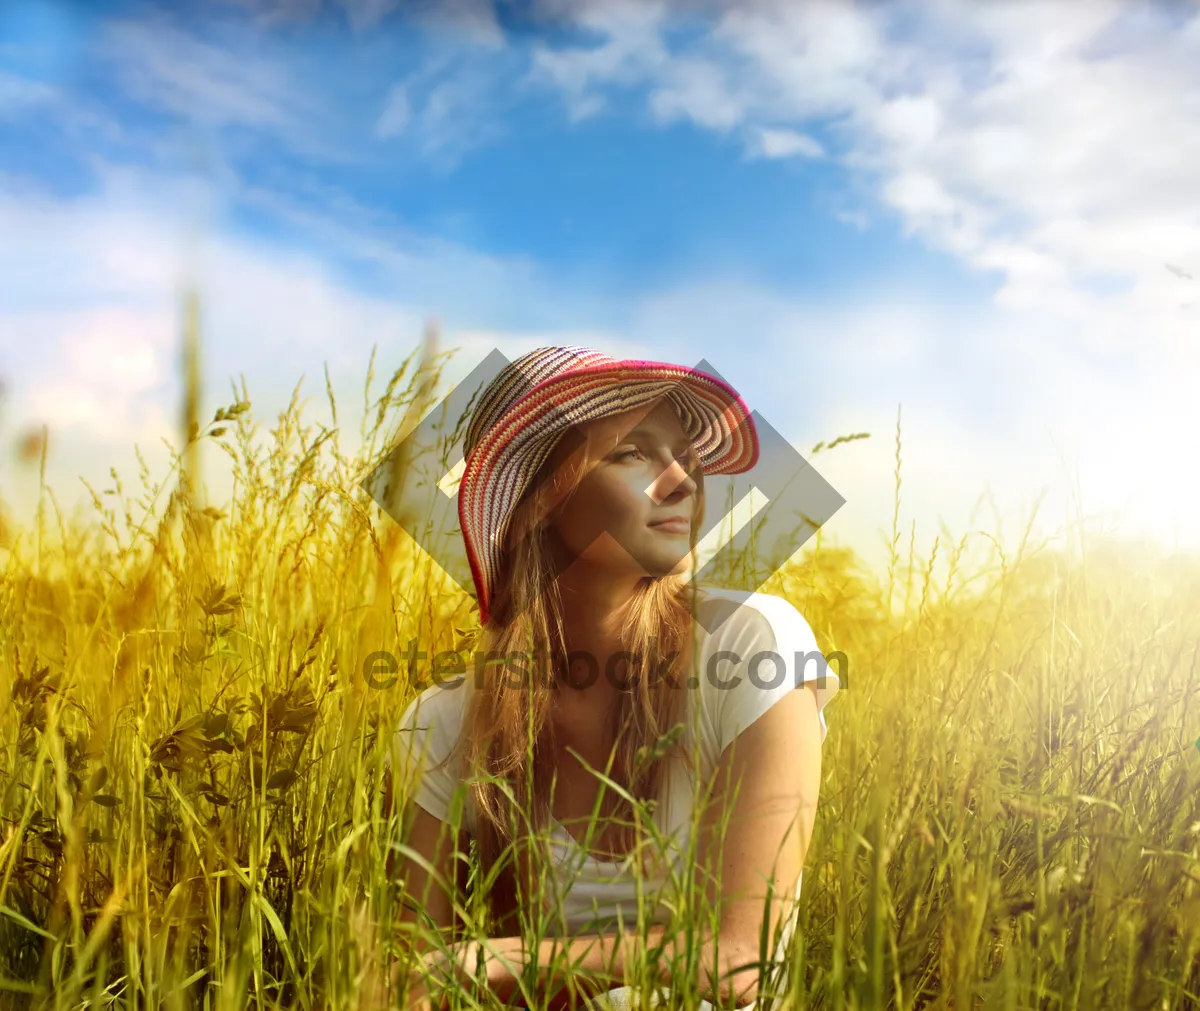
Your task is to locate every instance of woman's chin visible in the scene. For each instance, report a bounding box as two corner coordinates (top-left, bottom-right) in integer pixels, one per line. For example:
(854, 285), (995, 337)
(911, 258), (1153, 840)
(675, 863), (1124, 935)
(645, 554), (694, 579)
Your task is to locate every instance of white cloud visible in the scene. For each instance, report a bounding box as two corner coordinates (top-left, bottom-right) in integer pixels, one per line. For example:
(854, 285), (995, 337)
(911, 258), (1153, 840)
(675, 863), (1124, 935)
(715, 0), (888, 119)
(0, 164), (582, 524)
(376, 82), (411, 138)
(834, 208), (869, 230)
(528, 1), (671, 120)
(373, 33), (530, 166)
(531, 0), (1200, 329)
(0, 70), (55, 116)
(20, 309), (172, 442)
(422, 0), (505, 48)
(0, 176), (357, 506)
(102, 20), (292, 129)
(4, 161), (1199, 576)
(335, 0), (398, 30)
(649, 57), (744, 130)
(609, 269), (1200, 564)
(517, 0), (1200, 557)
(93, 17), (354, 164)
(746, 126), (825, 160)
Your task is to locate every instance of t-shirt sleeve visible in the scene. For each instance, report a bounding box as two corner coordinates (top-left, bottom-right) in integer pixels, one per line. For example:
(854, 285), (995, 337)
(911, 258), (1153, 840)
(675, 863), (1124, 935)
(704, 594), (841, 755)
(388, 684), (471, 830)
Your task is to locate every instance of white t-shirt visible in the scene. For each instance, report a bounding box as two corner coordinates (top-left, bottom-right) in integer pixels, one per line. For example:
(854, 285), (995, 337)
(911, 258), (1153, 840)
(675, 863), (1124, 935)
(388, 588), (840, 944)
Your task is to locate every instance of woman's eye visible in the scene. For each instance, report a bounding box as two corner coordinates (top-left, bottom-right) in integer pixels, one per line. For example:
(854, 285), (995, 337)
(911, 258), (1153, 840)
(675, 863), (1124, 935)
(615, 448), (642, 462)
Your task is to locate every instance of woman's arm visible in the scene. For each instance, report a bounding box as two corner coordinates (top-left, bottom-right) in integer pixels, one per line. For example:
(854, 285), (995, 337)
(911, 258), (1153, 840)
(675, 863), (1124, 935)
(433, 683), (825, 1008)
(690, 680), (823, 1004)
(372, 774), (467, 1010)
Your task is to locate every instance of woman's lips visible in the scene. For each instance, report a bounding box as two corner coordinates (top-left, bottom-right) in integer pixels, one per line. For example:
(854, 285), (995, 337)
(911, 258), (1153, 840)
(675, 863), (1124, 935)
(649, 519), (691, 533)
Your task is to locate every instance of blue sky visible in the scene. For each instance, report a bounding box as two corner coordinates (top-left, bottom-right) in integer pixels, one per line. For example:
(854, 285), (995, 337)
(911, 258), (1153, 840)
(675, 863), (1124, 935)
(1, 0), (993, 315)
(2, 0), (1199, 575)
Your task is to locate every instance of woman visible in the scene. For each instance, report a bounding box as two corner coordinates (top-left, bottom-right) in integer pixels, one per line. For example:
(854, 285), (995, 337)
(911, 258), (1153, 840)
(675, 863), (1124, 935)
(379, 346), (839, 1011)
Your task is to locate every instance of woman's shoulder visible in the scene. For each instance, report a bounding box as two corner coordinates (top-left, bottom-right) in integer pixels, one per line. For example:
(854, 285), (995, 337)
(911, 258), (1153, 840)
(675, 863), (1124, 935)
(390, 681), (476, 830)
(690, 587), (838, 751)
(693, 587), (818, 654)
(398, 679), (470, 725)
(392, 680), (471, 768)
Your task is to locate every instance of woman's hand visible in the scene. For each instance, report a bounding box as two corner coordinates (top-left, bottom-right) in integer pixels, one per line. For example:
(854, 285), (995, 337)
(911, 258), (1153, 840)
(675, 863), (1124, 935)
(354, 952), (434, 1011)
(419, 936), (527, 1003)
(353, 936), (526, 1010)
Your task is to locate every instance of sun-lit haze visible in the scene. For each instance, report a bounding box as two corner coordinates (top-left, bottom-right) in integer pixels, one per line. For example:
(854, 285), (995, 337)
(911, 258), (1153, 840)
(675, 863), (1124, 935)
(3, 0), (1199, 580)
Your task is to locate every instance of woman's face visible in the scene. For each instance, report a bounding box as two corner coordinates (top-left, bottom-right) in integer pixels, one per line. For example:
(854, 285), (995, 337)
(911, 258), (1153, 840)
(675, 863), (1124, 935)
(547, 399), (702, 580)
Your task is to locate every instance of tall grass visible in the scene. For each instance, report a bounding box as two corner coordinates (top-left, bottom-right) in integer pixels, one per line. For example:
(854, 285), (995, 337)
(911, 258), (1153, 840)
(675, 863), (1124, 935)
(1, 333), (1198, 1011)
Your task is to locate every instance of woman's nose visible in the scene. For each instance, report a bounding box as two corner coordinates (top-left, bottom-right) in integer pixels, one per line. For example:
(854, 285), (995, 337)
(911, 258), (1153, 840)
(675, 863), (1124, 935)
(647, 455), (698, 504)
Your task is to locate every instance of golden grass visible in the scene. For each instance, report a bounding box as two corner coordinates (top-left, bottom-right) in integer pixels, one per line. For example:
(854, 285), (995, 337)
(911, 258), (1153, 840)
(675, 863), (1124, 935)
(1, 335), (1199, 1010)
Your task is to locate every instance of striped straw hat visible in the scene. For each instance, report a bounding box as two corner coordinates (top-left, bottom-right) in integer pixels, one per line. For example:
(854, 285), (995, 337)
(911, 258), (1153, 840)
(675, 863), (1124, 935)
(458, 345), (760, 623)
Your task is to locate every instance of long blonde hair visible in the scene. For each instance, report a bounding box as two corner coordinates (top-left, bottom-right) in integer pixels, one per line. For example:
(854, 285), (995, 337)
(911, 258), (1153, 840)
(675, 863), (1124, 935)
(458, 413), (705, 935)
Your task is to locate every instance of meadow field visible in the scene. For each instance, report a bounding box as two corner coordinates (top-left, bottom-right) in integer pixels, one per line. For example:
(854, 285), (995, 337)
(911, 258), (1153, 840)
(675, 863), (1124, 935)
(1, 341), (1198, 1011)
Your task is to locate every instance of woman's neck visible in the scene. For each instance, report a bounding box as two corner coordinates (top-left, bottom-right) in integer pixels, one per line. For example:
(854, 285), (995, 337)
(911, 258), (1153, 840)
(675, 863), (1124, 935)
(555, 563), (640, 651)
(549, 562), (644, 706)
